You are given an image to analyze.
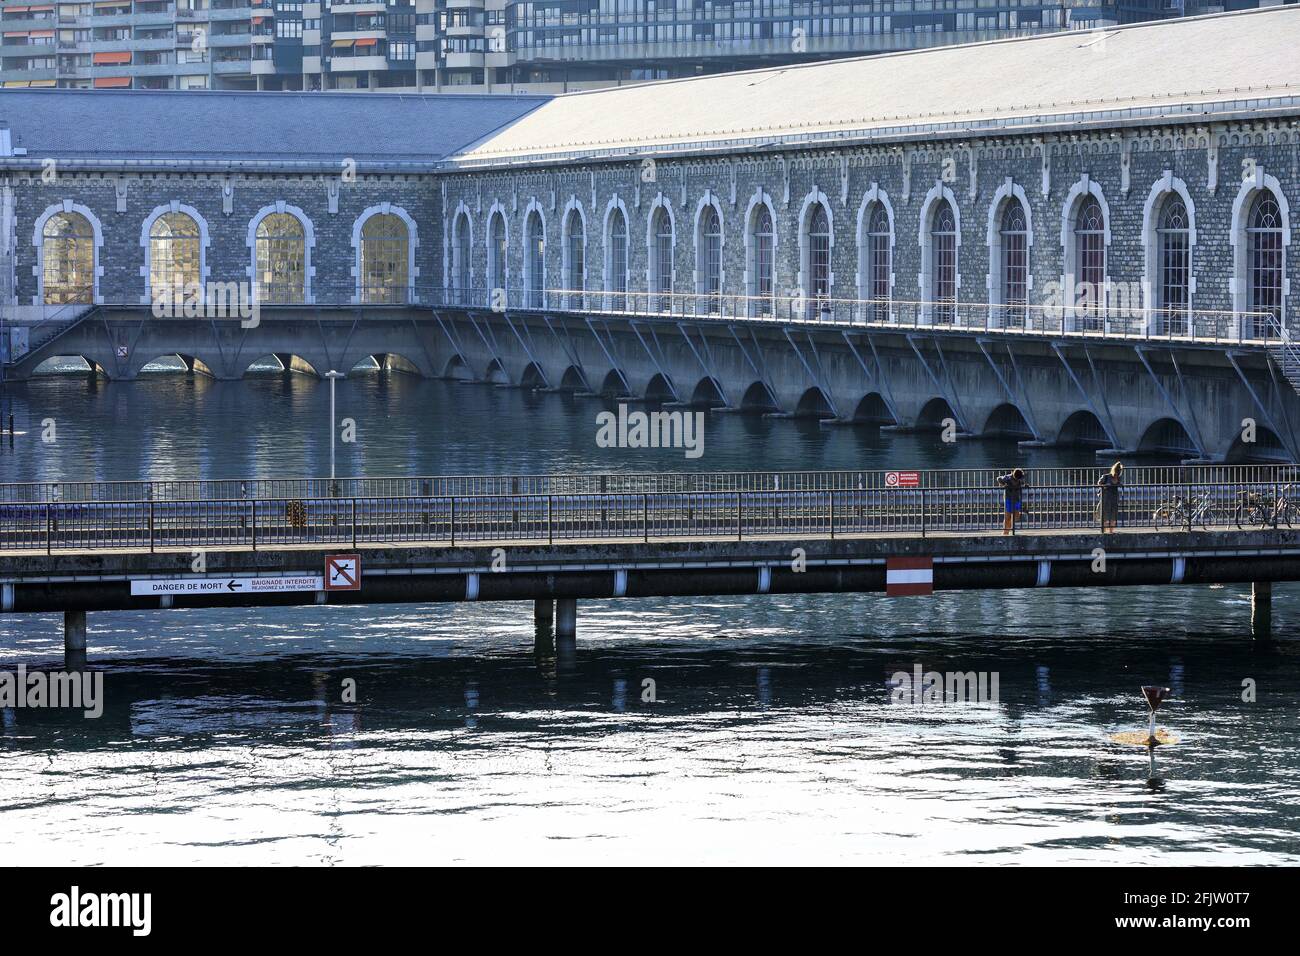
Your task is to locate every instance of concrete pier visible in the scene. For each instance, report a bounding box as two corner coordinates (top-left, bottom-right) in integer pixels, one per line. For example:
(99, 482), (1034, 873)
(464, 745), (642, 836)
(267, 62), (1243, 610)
(534, 598), (554, 627)
(555, 598), (577, 666)
(1252, 581), (1273, 641)
(64, 609), (87, 670)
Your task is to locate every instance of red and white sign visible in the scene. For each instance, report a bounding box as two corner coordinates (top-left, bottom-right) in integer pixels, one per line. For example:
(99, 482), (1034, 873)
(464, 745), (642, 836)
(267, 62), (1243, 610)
(324, 553), (361, 591)
(886, 556), (933, 596)
(885, 470), (921, 488)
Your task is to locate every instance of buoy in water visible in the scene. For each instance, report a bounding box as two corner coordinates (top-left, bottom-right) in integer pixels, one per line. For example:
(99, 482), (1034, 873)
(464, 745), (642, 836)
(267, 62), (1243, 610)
(1109, 685), (1178, 746)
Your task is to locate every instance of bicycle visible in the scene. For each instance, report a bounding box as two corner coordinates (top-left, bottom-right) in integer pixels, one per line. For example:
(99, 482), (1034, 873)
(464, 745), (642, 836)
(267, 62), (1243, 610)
(1235, 484), (1299, 529)
(1152, 492), (1218, 531)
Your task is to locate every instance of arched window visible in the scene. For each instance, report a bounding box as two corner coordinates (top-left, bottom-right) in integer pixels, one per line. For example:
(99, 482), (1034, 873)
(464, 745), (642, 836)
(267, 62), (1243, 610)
(1247, 192), (1284, 338)
(806, 203), (831, 320)
(651, 207), (673, 313)
(750, 204), (774, 318)
(864, 203), (890, 323)
(930, 199), (957, 324)
(524, 210), (545, 308)
(149, 211), (201, 305)
(1074, 199), (1106, 330)
(41, 211), (95, 305)
(607, 206), (628, 310)
(452, 212), (471, 305)
(999, 199), (1028, 328)
(360, 213), (409, 304)
(565, 208), (584, 309)
(1156, 196), (1190, 337)
(255, 212), (306, 304)
(697, 204), (722, 314)
(487, 211), (507, 306)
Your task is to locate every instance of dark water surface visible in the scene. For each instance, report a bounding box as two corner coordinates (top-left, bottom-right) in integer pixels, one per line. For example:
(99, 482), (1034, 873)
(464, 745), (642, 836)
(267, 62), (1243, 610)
(0, 367), (1296, 864)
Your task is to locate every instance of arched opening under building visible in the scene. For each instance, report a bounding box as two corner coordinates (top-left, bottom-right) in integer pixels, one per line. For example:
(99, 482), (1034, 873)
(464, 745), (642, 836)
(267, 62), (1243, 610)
(915, 396), (957, 431)
(740, 380), (779, 414)
(794, 386), (835, 419)
(1224, 424), (1291, 464)
(690, 376), (727, 408)
(853, 392), (894, 425)
(1055, 409), (1109, 448)
(1137, 417), (1198, 458)
(644, 373), (676, 403)
(982, 403), (1034, 439)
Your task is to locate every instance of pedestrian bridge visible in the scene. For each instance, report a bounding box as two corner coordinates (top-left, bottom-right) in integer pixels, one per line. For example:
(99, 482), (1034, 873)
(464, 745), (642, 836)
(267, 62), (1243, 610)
(1, 466), (1297, 664)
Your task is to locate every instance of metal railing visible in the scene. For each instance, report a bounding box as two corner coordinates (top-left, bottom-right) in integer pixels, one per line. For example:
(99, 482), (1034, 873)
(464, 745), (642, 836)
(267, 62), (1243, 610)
(2, 465), (1298, 554)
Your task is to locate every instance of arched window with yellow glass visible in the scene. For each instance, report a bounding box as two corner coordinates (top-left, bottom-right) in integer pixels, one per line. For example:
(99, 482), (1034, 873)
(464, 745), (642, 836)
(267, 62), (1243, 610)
(358, 211), (412, 304)
(148, 211), (202, 305)
(39, 208), (97, 305)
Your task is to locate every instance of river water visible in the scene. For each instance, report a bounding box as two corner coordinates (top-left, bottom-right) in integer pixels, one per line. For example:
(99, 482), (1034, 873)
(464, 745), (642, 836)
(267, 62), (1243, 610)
(0, 364), (1296, 865)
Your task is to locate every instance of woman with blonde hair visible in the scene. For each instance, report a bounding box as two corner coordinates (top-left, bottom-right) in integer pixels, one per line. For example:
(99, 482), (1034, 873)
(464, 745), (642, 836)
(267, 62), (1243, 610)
(1097, 461), (1124, 533)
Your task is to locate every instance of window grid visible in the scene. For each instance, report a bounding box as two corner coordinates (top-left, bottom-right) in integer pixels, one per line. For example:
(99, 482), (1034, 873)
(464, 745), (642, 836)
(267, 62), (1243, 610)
(931, 199), (957, 324)
(1000, 200), (1027, 328)
(608, 208), (628, 310)
(699, 205), (721, 314)
(1157, 197), (1190, 336)
(867, 204), (890, 323)
(752, 205), (774, 318)
(148, 211), (201, 305)
(254, 212), (305, 304)
(360, 213), (409, 305)
(525, 211), (544, 308)
(1075, 198), (1105, 331)
(41, 211), (95, 305)
(653, 209), (673, 313)
(566, 211), (584, 310)
(454, 213), (471, 306)
(1248, 192), (1284, 338)
(807, 203), (831, 320)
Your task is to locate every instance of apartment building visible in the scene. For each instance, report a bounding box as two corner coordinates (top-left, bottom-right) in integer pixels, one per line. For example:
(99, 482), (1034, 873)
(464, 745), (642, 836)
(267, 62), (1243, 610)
(0, 0), (1288, 93)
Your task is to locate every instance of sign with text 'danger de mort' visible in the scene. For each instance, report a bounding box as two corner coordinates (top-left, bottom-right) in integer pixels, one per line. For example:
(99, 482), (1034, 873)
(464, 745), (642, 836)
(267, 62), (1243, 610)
(324, 554), (361, 591)
(130, 575), (325, 597)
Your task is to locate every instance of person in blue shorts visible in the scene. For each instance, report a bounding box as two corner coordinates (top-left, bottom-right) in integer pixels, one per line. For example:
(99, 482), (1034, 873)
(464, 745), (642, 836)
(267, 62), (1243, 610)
(996, 468), (1027, 535)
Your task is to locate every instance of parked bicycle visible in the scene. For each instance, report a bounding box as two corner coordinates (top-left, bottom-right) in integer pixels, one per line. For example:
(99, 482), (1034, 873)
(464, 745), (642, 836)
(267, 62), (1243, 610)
(1152, 492), (1219, 531)
(1234, 484), (1299, 529)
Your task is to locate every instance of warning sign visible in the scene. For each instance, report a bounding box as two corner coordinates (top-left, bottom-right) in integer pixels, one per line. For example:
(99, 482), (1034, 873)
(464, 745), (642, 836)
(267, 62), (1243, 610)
(885, 470), (921, 488)
(325, 553), (361, 591)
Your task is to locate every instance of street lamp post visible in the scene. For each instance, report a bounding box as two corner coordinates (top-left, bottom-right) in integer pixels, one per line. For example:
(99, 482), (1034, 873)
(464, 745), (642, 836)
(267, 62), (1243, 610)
(325, 370), (345, 488)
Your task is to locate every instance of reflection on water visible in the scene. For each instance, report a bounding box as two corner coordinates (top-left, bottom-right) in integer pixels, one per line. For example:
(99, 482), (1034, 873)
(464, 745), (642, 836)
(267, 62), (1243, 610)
(0, 370), (1297, 864)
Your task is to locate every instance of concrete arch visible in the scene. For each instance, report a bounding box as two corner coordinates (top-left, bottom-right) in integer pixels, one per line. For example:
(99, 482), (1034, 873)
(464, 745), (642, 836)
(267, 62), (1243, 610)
(855, 183), (895, 306)
(444, 354), (472, 380)
(244, 353), (320, 377)
(645, 192), (677, 296)
(350, 352), (426, 376)
(246, 202), (317, 304)
(645, 372), (676, 402)
(982, 402), (1034, 438)
(1140, 171), (1197, 324)
(916, 396), (957, 430)
(853, 392), (894, 424)
(1137, 417), (1197, 456)
(1223, 424), (1290, 463)
(520, 361), (547, 389)
(32, 200), (105, 305)
(137, 352), (216, 377)
(1055, 409), (1109, 447)
(30, 355), (108, 377)
(484, 357), (510, 385)
(795, 385), (834, 419)
(559, 365), (587, 390)
(351, 202), (420, 304)
(139, 201), (213, 305)
(690, 375), (726, 408)
(600, 367), (631, 397)
(740, 380), (779, 413)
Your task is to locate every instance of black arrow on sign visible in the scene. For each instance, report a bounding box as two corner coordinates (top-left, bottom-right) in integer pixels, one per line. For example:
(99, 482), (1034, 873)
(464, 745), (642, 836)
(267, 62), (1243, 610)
(226, 580), (243, 591)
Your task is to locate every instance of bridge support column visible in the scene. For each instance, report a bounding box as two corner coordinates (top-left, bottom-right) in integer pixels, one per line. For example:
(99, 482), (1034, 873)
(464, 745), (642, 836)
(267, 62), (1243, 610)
(64, 609), (87, 670)
(1252, 582), (1272, 642)
(555, 598), (577, 663)
(533, 598), (555, 654)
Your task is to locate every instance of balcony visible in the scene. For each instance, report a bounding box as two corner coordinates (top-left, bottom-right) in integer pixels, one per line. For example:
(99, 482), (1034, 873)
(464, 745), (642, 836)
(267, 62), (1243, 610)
(328, 53), (388, 72)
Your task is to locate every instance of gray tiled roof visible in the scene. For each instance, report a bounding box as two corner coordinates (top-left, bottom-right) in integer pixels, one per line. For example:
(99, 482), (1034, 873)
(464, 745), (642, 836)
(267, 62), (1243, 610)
(0, 89), (550, 168)
(451, 7), (1300, 165)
